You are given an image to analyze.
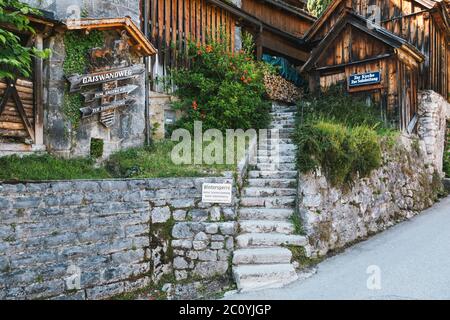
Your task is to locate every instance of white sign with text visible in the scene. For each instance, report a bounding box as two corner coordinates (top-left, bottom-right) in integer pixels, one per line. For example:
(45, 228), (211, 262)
(202, 183), (233, 204)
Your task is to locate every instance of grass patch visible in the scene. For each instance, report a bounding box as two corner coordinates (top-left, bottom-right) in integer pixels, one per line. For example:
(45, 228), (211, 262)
(0, 154), (111, 181)
(0, 141), (237, 181)
(444, 151), (450, 178)
(290, 212), (305, 235)
(106, 141), (235, 179)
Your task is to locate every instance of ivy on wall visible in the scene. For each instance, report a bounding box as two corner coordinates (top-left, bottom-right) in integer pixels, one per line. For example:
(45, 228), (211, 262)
(63, 30), (104, 75)
(62, 30), (104, 129)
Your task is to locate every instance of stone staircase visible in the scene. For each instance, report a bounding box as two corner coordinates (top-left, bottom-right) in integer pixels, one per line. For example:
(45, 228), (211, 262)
(232, 103), (308, 292)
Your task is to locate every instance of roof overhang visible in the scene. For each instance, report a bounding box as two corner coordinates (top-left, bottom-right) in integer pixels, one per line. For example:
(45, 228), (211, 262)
(259, 0), (316, 22)
(207, 0), (307, 46)
(301, 12), (425, 73)
(64, 17), (157, 57)
(303, 0), (446, 42)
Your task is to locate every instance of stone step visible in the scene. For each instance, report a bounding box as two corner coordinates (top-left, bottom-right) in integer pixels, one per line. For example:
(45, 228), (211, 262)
(240, 196), (296, 208)
(233, 247), (293, 265)
(258, 138), (293, 145)
(248, 171), (297, 179)
(256, 163), (296, 171)
(242, 187), (297, 197)
(258, 144), (296, 152)
(272, 105), (297, 112)
(257, 149), (295, 157)
(247, 179), (297, 188)
(233, 264), (299, 292)
(269, 124), (296, 130)
(270, 112), (296, 118)
(257, 155), (296, 164)
(237, 233), (307, 248)
(239, 220), (295, 234)
(270, 120), (296, 125)
(239, 208), (294, 220)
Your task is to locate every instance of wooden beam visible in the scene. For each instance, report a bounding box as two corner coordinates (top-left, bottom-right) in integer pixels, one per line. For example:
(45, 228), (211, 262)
(34, 34), (44, 146)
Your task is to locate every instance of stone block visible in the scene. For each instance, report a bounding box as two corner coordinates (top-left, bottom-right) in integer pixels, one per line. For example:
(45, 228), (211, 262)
(172, 223), (194, 239)
(197, 250), (217, 262)
(173, 210), (187, 221)
(193, 261), (228, 279)
(152, 206), (171, 223)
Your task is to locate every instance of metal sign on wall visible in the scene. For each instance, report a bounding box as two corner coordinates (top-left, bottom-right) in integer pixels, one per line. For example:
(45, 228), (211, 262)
(348, 71), (381, 87)
(67, 65), (144, 128)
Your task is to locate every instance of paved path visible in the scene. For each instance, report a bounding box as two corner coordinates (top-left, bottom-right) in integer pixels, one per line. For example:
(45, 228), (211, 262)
(226, 196), (450, 300)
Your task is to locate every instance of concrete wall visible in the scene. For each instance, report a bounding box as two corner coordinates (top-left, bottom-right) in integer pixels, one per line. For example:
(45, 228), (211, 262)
(0, 177), (237, 300)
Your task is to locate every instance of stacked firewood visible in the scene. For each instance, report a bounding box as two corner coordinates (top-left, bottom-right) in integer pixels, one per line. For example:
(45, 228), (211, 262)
(263, 71), (301, 104)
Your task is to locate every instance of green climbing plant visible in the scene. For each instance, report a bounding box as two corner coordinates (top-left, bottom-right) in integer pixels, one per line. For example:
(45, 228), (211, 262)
(62, 30), (104, 129)
(307, 0), (333, 17)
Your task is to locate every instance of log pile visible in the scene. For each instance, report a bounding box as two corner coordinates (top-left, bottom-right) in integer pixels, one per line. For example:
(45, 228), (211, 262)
(0, 78), (34, 139)
(263, 72), (301, 104)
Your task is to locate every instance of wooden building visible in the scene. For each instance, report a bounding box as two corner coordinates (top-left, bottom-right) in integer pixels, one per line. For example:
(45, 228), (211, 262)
(0, 12), (57, 154)
(301, 0), (450, 131)
(1, 10), (157, 157)
(142, 0), (316, 91)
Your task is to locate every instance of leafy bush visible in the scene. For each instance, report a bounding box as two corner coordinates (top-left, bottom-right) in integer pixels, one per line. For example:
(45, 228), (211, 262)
(307, 0), (332, 17)
(295, 88), (385, 186)
(0, 0), (51, 79)
(170, 33), (271, 133)
(294, 121), (381, 186)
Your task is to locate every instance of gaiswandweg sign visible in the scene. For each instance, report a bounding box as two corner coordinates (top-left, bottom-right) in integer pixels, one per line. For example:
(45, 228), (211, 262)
(67, 65), (144, 92)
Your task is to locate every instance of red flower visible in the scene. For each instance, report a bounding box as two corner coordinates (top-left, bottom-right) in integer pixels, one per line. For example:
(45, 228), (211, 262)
(206, 45), (213, 53)
(197, 50), (203, 56)
(192, 100), (198, 111)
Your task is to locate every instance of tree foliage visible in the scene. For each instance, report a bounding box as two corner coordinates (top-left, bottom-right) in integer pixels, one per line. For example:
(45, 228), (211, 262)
(0, 0), (51, 80)
(307, 0), (333, 17)
(170, 33), (272, 133)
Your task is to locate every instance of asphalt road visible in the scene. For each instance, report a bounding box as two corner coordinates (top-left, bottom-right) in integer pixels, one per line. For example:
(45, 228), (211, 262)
(227, 196), (450, 300)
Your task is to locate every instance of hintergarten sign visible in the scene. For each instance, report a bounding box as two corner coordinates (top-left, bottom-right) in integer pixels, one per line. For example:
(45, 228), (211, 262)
(348, 71), (381, 87)
(202, 183), (233, 204)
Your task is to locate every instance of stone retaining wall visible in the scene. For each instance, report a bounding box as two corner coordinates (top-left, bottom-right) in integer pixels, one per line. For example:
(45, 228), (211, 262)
(298, 135), (444, 257)
(0, 177), (237, 300)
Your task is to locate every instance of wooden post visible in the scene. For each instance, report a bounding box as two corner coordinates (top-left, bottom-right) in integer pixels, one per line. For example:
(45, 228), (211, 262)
(34, 34), (44, 146)
(255, 27), (263, 61)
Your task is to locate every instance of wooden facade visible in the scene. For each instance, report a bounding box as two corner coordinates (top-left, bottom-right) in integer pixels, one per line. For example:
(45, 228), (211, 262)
(302, 0), (450, 131)
(304, 0), (450, 100)
(142, 0), (316, 91)
(143, 0), (240, 90)
(241, 0), (315, 63)
(242, 0), (314, 37)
